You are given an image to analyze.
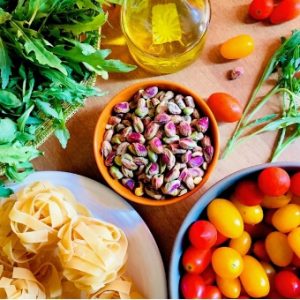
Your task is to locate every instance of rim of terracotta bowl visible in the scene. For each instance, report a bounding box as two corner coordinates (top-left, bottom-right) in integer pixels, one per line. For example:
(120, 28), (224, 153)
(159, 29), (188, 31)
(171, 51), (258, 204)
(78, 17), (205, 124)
(169, 161), (300, 298)
(93, 80), (220, 206)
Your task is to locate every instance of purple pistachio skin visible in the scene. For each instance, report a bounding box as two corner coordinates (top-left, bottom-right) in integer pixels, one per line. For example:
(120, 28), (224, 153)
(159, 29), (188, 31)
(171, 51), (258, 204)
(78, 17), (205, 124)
(147, 163), (159, 176)
(122, 178), (135, 191)
(179, 138), (197, 150)
(149, 137), (164, 154)
(154, 113), (171, 124)
(204, 145), (214, 163)
(188, 167), (204, 178)
(178, 121), (192, 137)
(196, 117), (209, 133)
(164, 121), (177, 137)
(104, 152), (116, 167)
(188, 156), (204, 168)
(143, 86), (159, 99)
(114, 102), (130, 114)
(145, 122), (160, 140)
(131, 143), (148, 157)
(126, 132), (145, 144)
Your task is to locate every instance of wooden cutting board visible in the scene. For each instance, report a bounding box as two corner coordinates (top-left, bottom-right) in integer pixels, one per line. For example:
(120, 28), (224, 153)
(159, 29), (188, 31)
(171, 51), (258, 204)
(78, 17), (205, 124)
(34, 0), (300, 269)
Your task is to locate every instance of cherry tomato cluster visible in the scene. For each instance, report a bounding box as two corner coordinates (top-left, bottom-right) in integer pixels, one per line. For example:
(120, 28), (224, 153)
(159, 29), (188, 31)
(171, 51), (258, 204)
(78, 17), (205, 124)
(249, 0), (300, 24)
(180, 167), (300, 299)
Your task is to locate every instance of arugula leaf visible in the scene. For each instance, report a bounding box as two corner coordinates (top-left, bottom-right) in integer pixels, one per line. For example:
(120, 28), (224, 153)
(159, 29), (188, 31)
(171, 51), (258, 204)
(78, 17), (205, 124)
(0, 118), (17, 144)
(17, 105), (34, 132)
(0, 90), (22, 109)
(50, 12), (107, 35)
(36, 99), (59, 119)
(54, 126), (70, 149)
(0, 36), (12, 89)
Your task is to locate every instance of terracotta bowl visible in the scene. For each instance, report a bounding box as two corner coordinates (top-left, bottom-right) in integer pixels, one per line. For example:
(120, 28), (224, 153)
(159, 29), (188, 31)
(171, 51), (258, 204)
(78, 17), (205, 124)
(93, 80), (220, 206)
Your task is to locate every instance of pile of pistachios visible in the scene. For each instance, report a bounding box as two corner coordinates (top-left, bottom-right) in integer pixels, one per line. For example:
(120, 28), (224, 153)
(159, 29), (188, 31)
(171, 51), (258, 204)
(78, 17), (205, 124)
(101, 86), (214, 200)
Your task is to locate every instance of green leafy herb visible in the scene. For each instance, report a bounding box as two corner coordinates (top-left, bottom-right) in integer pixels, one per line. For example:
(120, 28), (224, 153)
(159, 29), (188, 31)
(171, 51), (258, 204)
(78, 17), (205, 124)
(223, 30), (300, 161)
(0, 0), (135, 186)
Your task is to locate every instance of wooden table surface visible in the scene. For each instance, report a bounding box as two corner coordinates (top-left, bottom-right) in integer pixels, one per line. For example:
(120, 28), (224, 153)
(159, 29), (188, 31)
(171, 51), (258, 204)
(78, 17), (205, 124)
(34, 0), (300, 272)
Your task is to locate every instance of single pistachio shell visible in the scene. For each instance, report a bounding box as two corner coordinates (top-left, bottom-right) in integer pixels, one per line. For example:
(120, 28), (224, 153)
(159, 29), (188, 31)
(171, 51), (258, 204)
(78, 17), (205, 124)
(105, 151), (116, 167)
(165, 165), (180, 182)
(111, 134), (124, 145)
(121, 153), (138, 170)
(161, 148), (176, 170)
(145, 187), (163, 200)
(146, 162), (159, 176)
(163, 135), (180, 144)
(114, 102), (130, 114)
(163, 90), (175, 101)
(201, 135), (212, 147)
(175, 95), (186, 109)
(154, 112), (171, 124)
(101, 141), (112, 158)
(194, 177), (203, 185)
(182, 150), (192, 163)
(162, 180), (181, 195)
(104, 129), (114, 142)
(178, 121), (192, 137)
(116, 142), (130, 156)
(108, 116), (122, 126)
(196, 117), (209, 133)
(188, 156), (204, 168)
(127, 132), (145, 144)
(168, 102), (182, 115)
(188, 167), (205, 178)
(204, 145), (214, 163)
(132, 115), (144, 133)
(137, 98), (146, 108)
(147, 148), (158, 162)
(183, 107), (194, 116)
(121, 126), (133, 138)
(122, 178), (135, 191)
(133, 157), (149, 166)
(149, 137), (164, 154)
(179, 138), (197, 149)
(185, 96), (195, 108)
(131, 143), (148, 157)
(135, 107), (149, 118)
(143, 86), (159, 99)
(190, 131), (204, 141)
(145, 122), (160, 140)
(151, 175), (164, 190)
(184, 175), (195, 190)
(164, 121), (177, 137)
(122, 166), (134, 178)
(179, 168), (190, 181)
(110, 166), (123, 180)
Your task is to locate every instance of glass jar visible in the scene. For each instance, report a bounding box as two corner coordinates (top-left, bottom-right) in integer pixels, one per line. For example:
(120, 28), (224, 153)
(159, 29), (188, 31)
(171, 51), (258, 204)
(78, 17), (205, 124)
(121, 0), (211, 74)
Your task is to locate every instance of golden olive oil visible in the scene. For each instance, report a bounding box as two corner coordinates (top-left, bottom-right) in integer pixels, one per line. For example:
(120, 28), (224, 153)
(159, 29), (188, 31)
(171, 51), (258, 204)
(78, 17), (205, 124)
(121, 0), (210, 74)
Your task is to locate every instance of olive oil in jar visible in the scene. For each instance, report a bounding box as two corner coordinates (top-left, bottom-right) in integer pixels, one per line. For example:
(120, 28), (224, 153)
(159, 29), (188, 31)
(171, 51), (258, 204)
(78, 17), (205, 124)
(121, 0), (211, 74)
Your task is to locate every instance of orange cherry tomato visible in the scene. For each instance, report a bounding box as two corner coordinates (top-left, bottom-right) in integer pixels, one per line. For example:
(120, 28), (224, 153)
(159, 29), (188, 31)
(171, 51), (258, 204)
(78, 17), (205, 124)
(265, 231), (293, 267)
(258, 167), (290, 197)
(291, 172), (300, 196)
(272, 204), (300, 233)
(270, 0), (300, 24)
(220, 35), (255, 60)
(229, 231), (252, 256)
(287, 227), (300, 258)
(261, 262), (276, 284)
(212, 247), (244, 279)
(240, 255), (270, 298)
(249, 0), (274, 20)
(262, 192), (292, 208)
(216, 276), (241, 298)
(233, 200), (263, 225)
(207, 93), (243, 123)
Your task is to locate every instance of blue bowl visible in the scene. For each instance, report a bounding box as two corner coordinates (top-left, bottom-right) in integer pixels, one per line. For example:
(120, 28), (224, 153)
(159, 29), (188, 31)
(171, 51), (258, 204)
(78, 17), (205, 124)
(169, 162), (300, 299)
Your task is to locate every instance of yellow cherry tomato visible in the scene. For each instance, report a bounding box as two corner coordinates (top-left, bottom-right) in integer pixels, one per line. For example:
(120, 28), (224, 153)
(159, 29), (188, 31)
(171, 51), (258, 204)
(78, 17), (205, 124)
(233, 200), (263, 225)
(240, 256), (270, 298)
(216, 276), (241, 299)
(212, 247), (243, 279)
(265, 231), (293, 267)
(262, 192), (292, 208)
(288, 227), (300, 257)
(261, 262), (276, 283)
(220, 34), (255, 60)
(207, 199), (244, 238)
(229, 231), (252, 256)
(272, 204), (300, 233)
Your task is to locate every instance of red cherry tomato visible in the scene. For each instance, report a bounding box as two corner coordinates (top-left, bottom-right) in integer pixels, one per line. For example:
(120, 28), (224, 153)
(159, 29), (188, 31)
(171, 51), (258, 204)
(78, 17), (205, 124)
(258, 167), (290, 197)
(274, 270), (300, 298)
(215, 231), (229, 246)
(234, 180), (264, 206)
(249, 0), (274, 20)
(252, 240), (269, 261)
(180, 273), (205, 299)
(189, 221), (217, 249)
(292, 254), (300, 268)
(182, 246), (212, 274)
(291, 172), (300, 196)
(270, 0), (300, 24)
(202, 286), (222, 299)
(264, 209), (276, 225)
(202, 265), (216, 285)
(207, 93), (243, 123)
